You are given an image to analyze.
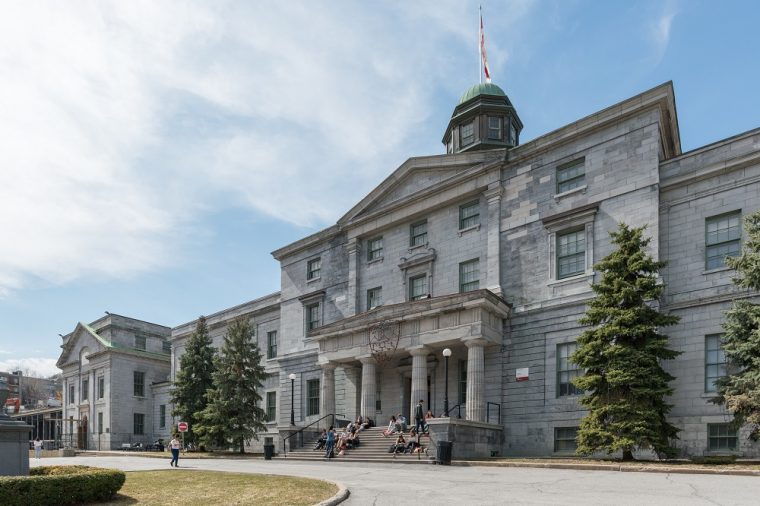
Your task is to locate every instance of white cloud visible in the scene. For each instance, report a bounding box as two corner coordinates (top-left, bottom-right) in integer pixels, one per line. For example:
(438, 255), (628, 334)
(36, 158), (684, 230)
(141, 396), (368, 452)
(0, 1), (536, 295)
(648, 2), (677, 65)
(0, 358), (60, 378)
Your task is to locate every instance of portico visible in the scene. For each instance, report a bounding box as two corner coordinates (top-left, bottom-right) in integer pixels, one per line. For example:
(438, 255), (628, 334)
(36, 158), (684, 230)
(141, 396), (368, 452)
(309, 290), (510, 426)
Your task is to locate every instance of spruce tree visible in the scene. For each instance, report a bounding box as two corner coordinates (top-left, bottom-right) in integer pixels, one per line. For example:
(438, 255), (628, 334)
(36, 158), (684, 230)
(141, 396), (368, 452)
(195, 317), (268, 453)
(170, 315), (215, 446)
(572, 223), (681, 460)
(713, 209), (760, 440)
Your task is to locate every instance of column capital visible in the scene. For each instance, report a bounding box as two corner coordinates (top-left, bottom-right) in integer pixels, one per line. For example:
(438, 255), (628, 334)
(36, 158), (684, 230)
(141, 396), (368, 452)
(358, 355), (376, 365)
(463, 337), (488, 349)
(318, 360), (338, 371)
(345, 237), (360, 255)
(407, 346), (431, 357)
(484, 185), (503, 204)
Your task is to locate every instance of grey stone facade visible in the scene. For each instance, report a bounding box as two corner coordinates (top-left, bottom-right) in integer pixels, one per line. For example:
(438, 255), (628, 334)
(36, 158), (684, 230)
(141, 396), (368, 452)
(58, 81), (760, 458)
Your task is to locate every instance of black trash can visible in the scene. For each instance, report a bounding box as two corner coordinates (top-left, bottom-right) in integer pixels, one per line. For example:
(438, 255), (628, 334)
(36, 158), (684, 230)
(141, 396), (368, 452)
(436, 441), (452, 465)
(263, 443), (275, 460)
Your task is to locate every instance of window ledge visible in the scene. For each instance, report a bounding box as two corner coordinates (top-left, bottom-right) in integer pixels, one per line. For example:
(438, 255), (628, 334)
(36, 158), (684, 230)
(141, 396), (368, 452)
(266, 357), (278, 362)
(547, 271), (595, 287)
(458, 224), (481, 236)
(306, 277), (321, 284)
(367, 257), (384, 266)
(553, 185), (587, 201)
(408, 243), (429, 253)
(702, 267), (733, 275)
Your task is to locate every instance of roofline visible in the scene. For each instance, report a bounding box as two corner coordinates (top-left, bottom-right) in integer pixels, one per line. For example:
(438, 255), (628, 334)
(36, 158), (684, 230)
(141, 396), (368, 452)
(84, 312), (171, 332)
(660, 124), (760, 166)
(171, 291), (281, 337)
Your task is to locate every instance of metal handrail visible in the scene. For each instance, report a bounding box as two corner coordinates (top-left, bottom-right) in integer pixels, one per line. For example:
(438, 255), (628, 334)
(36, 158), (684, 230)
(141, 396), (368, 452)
(486, 402), (501, 424)
(281, 413), (345, 457)
(443, 403), (462, 418)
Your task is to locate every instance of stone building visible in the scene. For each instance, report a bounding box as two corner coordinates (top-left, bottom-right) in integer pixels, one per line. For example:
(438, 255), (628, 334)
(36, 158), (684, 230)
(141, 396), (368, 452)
(59, 80), (760, 458)
(56, 314), (171, 449)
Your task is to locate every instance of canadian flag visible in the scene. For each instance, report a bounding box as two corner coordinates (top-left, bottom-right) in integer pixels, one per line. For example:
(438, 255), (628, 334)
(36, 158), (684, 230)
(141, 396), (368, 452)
(480, 11), (491, 83)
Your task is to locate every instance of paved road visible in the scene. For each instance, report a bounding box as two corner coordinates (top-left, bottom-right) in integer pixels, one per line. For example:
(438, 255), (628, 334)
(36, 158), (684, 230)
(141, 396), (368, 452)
(32, 456), (756, 505)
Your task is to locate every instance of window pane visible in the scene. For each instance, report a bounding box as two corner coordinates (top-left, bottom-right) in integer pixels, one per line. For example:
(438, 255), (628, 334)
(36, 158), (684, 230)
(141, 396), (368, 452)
(367, 287), (382, 310)
(307, 379), (320, 416)
(554, 427), (578, 452)
(411, 221), (428, 246)
(557, 160), (585, 194)
(459, 201), (480, 229)
(459, 259), (480, 292)
(368, 237), (383, 261)
(487, 116), (502, 140)
(705, 335), (728, 393)
(557, 230), (586, 279)
(461, 122), (474, 146)
(705, 212), (741, 269)
(458, 360), (467, 405)
(307, 258), (321, 280)
(557, 342), (581, 397)
(410, 275), (428, 300)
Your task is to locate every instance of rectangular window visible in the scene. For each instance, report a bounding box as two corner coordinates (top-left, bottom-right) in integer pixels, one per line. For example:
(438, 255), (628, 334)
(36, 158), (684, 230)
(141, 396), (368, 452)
(266, 391), (277, 422)
(135, 335), (146, 351)
(706, 211), (741, 270)
(556, 159), (586, 194)
(69, 384), (75, 404)
(159, 404), (166, 429)
(557, 228), (586, 279)
(487, 116), (502, 140)
(708, 423), (738, 451)
(307, 379), (320, 416)
(133, 413), (144, 435)
(307, 258), (321, 280)
(376, 381), (382, 412)
(267, 331), (278, 359)
(410, 221), (428, 247)
(367, 287), (382, 310)
(557, 342), (582, 397)
(459, 259), (480, 292)
(367, 237), (383, 261)
(459, 201), (480, 230)
(162, 340), (171, 354)
(457, 360), (468, 405)
(554, 427), (579, 453)
(133, 371), (145, 397)
(97, 412), (103, 434)
(705, 334), (728, 393)
(306, 303), (321, 331)
(81, 379), (89, 401)
(460, 122), (474, 146)
(409, 275), (428, 301)
(98, 377), (104, 399)
(509, 122), (517, 145)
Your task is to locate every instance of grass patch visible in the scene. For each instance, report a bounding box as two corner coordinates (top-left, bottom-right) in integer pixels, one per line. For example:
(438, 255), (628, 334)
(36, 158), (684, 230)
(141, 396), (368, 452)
(97, 470), (337, 506)
(475, 457), (760, 471)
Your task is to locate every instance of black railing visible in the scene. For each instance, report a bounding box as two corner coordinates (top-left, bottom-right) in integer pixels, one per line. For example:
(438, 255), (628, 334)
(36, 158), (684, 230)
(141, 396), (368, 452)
(486, 402), (501, 425)
(443, 403), (462, 418)
(281, 413), (345, 457)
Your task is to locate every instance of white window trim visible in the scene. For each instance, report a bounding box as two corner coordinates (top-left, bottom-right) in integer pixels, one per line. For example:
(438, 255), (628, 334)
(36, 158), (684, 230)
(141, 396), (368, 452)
(543, 205), (597, 284)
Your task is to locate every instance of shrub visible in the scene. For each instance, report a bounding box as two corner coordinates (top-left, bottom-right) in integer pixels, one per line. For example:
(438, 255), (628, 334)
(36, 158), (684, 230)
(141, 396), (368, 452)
(0, 465), (125, 506)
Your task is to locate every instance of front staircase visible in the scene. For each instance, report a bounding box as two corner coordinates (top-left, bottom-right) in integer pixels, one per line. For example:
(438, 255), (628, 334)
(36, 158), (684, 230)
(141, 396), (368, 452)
(281, 427), (434, 464)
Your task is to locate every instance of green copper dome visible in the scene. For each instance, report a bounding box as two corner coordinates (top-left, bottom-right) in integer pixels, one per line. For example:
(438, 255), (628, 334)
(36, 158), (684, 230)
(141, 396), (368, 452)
(458, 82), (506, 105)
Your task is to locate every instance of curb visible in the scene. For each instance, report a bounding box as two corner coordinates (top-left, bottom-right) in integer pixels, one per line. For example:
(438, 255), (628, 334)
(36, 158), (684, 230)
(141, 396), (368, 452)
(453, 460), (760, 477)
(316, 480), (350, 506)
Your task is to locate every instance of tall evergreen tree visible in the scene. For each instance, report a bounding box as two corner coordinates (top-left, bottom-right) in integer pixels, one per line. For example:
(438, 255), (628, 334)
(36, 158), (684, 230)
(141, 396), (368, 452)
(170, 315), (215, 445)
(195, 317), (268, 453)
(572, 223), (681, 460)
(713, 209), (760, 441)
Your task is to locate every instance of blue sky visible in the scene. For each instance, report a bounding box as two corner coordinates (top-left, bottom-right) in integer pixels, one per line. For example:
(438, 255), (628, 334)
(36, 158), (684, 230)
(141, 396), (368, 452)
(1, 0), (759, 376)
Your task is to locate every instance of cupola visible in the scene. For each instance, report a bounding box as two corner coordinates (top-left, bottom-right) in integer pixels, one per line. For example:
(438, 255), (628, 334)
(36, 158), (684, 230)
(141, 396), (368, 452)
(442, 82), (523, 154)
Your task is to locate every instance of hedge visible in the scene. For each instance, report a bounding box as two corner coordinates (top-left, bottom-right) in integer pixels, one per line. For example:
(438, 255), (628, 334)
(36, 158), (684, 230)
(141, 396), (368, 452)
(0, 465), (126, 506)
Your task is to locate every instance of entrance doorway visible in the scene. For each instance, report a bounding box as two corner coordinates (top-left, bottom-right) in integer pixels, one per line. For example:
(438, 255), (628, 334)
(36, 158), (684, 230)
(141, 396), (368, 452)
(403, 376), (431, 424)
(77, 415), (88, 450)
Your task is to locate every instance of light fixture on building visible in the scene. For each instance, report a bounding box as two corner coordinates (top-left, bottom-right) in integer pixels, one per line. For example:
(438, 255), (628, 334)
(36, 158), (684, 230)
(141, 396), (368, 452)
(288, 373), (296, 426)
(442, 348), (452, 417)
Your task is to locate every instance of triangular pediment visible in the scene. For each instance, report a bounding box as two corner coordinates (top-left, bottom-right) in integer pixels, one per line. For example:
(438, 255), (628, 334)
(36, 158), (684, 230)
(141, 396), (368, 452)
(339, 150), (503, 226)
(56, 322), (111, 368)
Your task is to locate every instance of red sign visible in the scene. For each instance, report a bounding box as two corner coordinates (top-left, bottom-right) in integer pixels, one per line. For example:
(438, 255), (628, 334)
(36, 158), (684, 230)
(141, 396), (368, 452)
(178, 422), (189, 432)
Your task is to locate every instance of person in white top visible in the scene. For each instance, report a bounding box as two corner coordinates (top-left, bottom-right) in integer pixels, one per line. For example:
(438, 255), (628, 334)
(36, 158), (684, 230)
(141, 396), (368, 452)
(169, 435), (181, 467)
(33, 438), (43, 459)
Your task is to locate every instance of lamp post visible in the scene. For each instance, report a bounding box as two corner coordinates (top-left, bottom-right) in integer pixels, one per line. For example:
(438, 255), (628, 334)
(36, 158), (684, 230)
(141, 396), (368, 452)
(442, 348), (452, 417)
(289, 373), (296, 426)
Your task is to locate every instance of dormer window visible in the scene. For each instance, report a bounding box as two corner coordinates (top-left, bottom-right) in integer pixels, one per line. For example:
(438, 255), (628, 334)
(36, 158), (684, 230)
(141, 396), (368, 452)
(460, 122), (474, 146)
(487, 116), (502, 140)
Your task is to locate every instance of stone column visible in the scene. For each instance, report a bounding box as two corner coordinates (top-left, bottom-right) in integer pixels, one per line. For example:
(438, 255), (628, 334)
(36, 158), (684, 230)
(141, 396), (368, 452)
(346, 238), (359, 316)
(319, 363), (336, 428)
(409, 347), (429, 423)
(484, 184), (503, 296)
(359, 357), (376, 420)
(465, 340), (486, 422)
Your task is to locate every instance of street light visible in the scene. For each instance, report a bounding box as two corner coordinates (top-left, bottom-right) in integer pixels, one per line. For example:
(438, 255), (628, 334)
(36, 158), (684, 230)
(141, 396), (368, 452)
(442, 348), (452, 417)
(289, 373), (296, 426)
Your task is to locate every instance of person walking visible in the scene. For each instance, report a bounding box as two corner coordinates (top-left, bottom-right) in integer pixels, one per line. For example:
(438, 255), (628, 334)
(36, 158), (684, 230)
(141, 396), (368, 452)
(33, 438), (43, 459)
(169, 434), (181, 467)
(414, 399), (425, 435)
(324, 425), (335, 459)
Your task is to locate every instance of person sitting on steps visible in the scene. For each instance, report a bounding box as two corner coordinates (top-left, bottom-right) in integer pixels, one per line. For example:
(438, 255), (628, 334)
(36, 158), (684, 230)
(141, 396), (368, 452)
(313, 429), (327, 451)
(382, 415), (398, 437)
(388, 432), (406, 454)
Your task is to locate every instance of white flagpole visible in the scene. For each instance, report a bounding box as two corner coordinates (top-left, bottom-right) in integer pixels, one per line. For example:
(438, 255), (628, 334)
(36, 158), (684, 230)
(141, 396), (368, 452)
(479, 5), (482, 84)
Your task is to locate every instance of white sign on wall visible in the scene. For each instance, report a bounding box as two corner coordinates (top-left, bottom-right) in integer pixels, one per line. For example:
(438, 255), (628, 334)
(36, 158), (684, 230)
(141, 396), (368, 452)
(516, 367), (529, 382)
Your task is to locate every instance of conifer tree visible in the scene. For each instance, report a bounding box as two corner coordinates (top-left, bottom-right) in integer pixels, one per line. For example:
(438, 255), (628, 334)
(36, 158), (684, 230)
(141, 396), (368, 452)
(170, 315), (215, 445)
(713, 210), (760, 440)
(195, 317), (268, 453)
(572, 223), (681, 460)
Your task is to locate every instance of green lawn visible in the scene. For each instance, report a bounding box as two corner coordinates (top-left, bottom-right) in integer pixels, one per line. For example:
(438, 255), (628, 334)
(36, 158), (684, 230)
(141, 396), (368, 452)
(97, 470), (337, 506)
